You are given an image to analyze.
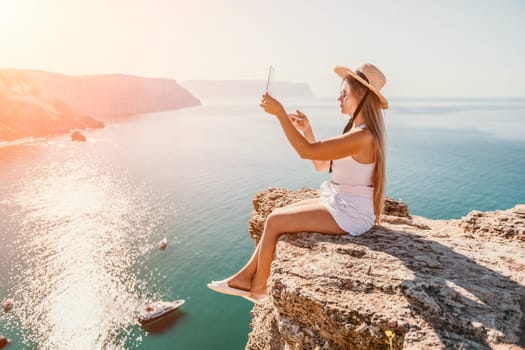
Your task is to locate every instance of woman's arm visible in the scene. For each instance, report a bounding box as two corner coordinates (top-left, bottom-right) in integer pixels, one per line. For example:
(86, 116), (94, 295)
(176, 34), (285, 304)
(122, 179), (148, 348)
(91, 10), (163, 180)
(261, 93), (373, 161)
(288, 111), (330, 172)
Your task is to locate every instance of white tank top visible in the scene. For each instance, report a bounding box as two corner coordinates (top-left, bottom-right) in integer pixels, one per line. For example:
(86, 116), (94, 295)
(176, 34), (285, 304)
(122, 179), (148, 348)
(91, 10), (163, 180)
(331, 124), (375, 187)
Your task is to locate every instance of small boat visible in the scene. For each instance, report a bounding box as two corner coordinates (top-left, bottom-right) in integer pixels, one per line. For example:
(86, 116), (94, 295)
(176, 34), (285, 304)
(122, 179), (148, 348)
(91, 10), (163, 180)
(2, 299), (12, 312)
(0, 335), (9, 349)
(158, 237), (167, 250)
(138, 299), (185, 326)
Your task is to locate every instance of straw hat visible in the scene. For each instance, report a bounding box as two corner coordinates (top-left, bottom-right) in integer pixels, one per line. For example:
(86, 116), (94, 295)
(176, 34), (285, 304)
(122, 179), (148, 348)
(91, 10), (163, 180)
(334, 63), (388, 109)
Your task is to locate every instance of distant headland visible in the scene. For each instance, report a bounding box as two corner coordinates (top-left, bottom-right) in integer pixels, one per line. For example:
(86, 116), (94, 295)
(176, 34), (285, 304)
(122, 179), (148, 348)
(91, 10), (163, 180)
(181, 80), (313, 99)
(0, 70), (315, 143)
(0, 69), (201, 142)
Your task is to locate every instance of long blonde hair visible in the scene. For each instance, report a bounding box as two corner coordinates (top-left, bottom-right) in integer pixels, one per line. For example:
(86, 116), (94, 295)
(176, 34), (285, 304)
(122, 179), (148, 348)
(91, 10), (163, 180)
(345, 76), (386, 223)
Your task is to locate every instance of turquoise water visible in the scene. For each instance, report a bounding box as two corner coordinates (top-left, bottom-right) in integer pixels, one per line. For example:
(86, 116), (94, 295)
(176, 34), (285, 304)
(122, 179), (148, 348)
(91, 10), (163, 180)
(0, 97), (524, 349)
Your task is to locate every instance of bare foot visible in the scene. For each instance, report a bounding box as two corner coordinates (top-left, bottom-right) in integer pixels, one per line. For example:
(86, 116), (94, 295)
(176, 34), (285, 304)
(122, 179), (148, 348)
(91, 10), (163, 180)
(227, 274), (252, 292)
(250, 281), (267, 298)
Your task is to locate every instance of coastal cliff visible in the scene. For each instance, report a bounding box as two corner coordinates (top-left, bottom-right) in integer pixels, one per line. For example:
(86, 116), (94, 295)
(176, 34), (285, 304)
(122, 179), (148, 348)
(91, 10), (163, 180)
(23, 70), (201, 119)
(182, 80), (313, 99)
(0, 70), (103, 141)
(246, 188), (525, 350)
(0, 69), (200, 141)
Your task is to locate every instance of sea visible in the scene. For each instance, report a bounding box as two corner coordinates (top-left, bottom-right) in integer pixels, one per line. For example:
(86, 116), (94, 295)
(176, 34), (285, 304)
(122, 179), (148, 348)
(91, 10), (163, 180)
(0, 97), (524, 349)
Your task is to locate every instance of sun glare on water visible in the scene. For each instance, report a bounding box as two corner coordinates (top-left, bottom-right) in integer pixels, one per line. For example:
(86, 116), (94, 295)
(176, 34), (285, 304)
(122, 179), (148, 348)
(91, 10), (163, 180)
(2, 154), (172, 349)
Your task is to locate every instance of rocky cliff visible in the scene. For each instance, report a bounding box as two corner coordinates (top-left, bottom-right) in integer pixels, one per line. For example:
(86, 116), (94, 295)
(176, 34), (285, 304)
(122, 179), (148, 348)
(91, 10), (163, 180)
(246, 187), (525, 350)
(0, 70), (104, 141)
(0, 69), (201, 141)
(23, 70), (200, 119)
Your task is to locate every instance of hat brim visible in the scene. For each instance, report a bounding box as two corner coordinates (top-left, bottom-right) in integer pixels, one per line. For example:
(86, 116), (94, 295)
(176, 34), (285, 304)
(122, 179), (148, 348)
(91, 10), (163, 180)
(334, 66), (388, 109)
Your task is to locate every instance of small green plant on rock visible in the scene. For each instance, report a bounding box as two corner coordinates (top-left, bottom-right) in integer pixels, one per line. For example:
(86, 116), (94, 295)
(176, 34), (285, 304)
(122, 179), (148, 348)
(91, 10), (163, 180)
(385, 330), (395, 350)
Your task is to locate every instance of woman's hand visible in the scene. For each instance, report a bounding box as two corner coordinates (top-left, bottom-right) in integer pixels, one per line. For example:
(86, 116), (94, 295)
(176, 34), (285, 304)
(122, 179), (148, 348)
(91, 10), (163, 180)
(288, 110), (312, 134)
(260, 93), (286, 117)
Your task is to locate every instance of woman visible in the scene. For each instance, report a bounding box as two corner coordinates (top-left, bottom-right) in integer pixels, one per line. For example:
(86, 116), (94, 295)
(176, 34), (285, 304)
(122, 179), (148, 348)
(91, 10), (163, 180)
(208, 63), (388, 304)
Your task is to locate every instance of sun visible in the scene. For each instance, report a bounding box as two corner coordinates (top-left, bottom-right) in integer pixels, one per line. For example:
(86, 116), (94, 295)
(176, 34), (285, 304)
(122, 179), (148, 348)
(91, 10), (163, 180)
(0, 0), (34, 32)
(0, 1), (35, 52)
(0, 1), (25, 29)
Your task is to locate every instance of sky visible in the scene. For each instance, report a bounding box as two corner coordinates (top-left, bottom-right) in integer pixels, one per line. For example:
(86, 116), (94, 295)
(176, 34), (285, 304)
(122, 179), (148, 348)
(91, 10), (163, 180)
(1, 0), (524, 98)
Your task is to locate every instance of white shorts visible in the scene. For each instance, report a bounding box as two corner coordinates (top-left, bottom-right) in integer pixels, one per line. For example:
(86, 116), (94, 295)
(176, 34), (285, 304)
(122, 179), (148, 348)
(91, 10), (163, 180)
(319, 181), (375, 236)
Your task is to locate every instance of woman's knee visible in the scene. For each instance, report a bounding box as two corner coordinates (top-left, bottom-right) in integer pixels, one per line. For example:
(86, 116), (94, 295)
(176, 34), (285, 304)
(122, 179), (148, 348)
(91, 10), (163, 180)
(264, 211), (287, 234)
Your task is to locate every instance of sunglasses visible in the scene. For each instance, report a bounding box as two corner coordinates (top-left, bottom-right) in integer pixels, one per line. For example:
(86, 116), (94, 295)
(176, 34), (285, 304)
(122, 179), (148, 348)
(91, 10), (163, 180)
(340, 79), (350, 99)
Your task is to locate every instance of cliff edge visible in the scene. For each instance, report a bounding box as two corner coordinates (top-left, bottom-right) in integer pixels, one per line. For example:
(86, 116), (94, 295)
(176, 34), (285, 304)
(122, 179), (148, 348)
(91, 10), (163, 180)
(246, 187), (525, 350)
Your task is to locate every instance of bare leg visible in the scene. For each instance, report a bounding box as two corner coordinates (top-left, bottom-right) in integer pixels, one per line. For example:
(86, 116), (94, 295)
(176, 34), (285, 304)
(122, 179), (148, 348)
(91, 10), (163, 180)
(227, 198), (321, 291)
(226, 244), (261, 291)
(250, 203), (347, 297)
(283, 198), (320, 207)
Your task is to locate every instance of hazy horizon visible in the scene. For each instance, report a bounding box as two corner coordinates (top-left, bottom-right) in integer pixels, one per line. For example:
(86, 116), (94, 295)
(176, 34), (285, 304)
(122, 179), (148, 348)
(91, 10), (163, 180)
(3, 68), (525, 100)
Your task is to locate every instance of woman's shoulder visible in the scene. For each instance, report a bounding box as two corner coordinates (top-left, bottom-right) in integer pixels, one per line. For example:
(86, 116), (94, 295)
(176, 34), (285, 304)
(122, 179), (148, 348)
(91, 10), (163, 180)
(348, 125), (374, 142)
(346, 127), (375, 158)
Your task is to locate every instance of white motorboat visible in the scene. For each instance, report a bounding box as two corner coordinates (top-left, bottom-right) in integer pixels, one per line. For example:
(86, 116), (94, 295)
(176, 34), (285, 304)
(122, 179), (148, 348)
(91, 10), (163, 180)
(138, 299), (185, 326)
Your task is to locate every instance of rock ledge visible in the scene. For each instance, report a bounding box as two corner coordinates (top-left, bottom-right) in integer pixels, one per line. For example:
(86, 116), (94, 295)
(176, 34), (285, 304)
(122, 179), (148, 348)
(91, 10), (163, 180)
(246, 187), (525, 350)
